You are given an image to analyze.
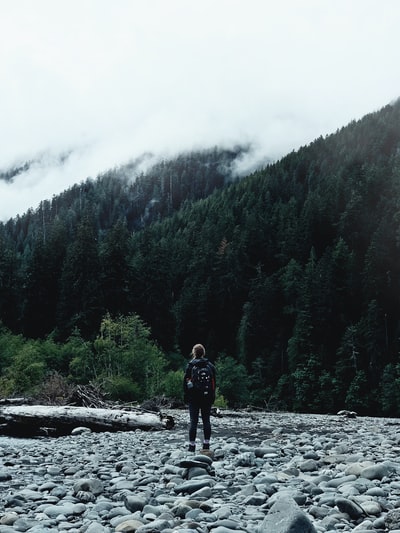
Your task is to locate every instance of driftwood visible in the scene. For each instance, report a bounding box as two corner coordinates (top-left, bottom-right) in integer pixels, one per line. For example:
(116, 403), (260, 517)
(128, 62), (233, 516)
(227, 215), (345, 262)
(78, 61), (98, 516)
(68, 384), (110, 408)
(0, 405), (174, 437)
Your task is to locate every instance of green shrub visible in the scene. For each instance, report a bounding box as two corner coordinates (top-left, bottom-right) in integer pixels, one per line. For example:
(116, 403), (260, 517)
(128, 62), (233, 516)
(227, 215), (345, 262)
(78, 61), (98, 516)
(345, 370), (369, 414)
(103, 376), (141, 402)
(216, 354), (250, 407)
(214, 391), (228, 408)
(0, 376), (15, 397)
(10, 344), (46, 394)
(163, 370), (184, 401)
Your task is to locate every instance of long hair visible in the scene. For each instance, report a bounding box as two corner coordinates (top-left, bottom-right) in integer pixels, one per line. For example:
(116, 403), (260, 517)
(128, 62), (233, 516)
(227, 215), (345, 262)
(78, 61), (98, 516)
(192, 343), (205, 359)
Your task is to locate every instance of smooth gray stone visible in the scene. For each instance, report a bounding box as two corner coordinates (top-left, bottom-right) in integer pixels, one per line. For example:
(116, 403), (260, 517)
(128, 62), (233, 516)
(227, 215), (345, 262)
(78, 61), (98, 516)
(192, 454), (213, 465)
(243, 493), (267, 506)
(134, 475), (160, 486)
(135, 519), (173, 532)
(268, 490), (307, 507)
(46, 466), (62, 476)
(142, 504), (167, 516)
(13, 518), (40, 531)
(308, 505), (330, 519)
(174, 478), (214, 494)
(353, 529), (384, 533)
(109, 480), (136, 491)
(42, 503), (79, 518)
(114, 519), (144, 532)
(259, 496), (317, 533)
(15, 488), (44, 501)
(171, 530), (201, 533)
(73, 478), (104, 496)
(319, 515), (342, 530)
(209, 519), (242, 529)
(334, 497), (364, 519)
(49, 486), (67, 499)
(253, 473), (279, 484)
(110, 513), (143, 528)
(123, 495), (146, 512)
(337, 483), (360, 497)
(360, 463), (396, 480)
(171, 503), (192, 518)
(360, 500), (381, 515)
(283, 467), (300, 477)
(351, 478), (374, 493)
(234, 452), (256, 467)
(0, 470), (12, 482)
(254, 447), (277, 458)
(303, 451), (320, 460)
(185, 508), (203, 520)
(179, 459), (211, 469)
(71, 426), (92, 435)
(366, 487), (387, 497)
(213, 506), (236, 520)
(190, 486), (213, 499)
(163, 464), (184, 475)
(324, 474), (357, 488)
(299, 459), (319, 472)
(187, 467), (210, 479)
(373, 516), (386, 528)
(211, 526), (246, 533)
(107, 506), (132, 519)
(85, 522), (109, 533)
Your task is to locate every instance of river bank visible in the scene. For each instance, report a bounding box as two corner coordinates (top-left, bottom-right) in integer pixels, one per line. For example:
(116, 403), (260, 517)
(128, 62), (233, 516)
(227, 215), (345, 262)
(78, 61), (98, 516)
(0, 409), (400, 532)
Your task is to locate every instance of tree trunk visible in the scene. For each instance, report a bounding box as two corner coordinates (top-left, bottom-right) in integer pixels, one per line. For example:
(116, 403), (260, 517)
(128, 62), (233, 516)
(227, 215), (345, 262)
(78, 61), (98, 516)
(0, 405), (173, 437)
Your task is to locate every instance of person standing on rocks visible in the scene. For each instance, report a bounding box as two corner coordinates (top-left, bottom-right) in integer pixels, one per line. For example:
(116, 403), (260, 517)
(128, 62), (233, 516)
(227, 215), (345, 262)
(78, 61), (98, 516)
(183, 343), (216, 452)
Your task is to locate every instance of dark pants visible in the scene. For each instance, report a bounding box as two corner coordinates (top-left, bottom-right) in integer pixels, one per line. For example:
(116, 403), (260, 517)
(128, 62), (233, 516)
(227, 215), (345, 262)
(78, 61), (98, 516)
(188, 401), (212, 442)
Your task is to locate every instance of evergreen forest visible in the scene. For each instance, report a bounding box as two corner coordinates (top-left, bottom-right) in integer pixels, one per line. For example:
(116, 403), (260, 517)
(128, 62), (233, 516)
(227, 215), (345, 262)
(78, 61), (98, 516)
(1, 101), (400, 415)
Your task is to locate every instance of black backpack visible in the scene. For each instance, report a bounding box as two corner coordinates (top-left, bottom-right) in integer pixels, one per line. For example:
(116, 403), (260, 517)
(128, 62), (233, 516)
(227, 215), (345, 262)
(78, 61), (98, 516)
(190, 360), (213, 397)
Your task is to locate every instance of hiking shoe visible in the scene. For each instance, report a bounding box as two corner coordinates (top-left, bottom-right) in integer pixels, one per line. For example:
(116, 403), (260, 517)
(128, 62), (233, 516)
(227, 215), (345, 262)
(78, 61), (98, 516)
(202, 443), (210, 450)
(188, 444), (195, 452)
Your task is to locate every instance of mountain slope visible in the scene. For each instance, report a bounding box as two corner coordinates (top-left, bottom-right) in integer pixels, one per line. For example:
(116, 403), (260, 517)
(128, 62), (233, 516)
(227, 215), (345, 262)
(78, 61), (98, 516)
(1, 100), (400, 414)
(125, 100), (400, 412)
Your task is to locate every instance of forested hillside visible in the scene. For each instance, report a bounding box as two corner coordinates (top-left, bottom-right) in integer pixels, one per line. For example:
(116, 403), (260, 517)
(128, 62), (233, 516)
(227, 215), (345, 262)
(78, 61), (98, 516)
(0, 147), (244, 336)
(1, 101), (400, 414)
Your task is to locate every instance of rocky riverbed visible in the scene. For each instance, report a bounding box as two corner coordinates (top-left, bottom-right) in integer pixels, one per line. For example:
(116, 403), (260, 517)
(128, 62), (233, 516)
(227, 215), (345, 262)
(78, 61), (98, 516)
(1, 409), (400, 532)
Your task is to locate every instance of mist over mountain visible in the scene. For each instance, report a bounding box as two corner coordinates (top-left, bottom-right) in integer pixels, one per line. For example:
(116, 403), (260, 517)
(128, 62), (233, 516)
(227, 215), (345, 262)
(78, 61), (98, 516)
(0, 144), (270, 223)
(2, 2), (399, 223)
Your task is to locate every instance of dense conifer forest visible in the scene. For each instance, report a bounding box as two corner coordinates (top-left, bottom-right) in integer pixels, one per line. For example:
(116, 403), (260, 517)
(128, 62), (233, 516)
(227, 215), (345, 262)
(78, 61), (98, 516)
(0, 101), (400, 414)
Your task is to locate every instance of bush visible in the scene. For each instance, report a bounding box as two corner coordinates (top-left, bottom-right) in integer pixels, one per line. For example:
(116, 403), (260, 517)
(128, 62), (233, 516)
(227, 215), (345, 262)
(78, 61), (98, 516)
(10, 343), (46, 394)
(163, 370), (184, 402)
(216, 354), (250, 407)
(345, 370), (369, 414)
(103, 376), (141, 402)
(0, 376), (15, 397)
(214, 391), (228, 408)
(380, 364), (400, 415)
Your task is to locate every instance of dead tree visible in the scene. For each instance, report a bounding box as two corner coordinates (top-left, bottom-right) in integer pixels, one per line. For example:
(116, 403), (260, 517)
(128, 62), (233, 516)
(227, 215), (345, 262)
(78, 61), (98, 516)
(0, 405), (174, 437)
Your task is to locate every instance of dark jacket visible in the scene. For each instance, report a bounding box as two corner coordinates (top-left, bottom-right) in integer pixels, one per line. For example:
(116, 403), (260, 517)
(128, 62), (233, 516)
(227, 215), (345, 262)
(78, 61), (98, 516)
(183, 357), (216, 404)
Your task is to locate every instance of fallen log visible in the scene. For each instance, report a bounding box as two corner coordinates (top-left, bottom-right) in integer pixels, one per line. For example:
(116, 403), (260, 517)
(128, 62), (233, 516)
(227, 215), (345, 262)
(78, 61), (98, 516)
(0, 405), (172, 437)
(0, 397), (32, 406)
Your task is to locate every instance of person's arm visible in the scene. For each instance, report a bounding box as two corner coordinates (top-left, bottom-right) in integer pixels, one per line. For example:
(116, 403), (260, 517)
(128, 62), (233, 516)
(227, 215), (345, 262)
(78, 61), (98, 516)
(210, 363), (216, 402)
(183, 363), (192, 403)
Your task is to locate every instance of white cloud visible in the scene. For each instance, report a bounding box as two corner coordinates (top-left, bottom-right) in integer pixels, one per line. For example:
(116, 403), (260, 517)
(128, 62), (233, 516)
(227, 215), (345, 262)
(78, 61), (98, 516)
(0, 0), (399, 220)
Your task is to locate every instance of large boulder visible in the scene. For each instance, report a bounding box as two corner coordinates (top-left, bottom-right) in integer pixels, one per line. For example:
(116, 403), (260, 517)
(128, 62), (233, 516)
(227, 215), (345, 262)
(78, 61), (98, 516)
(259, 496), (317, 533)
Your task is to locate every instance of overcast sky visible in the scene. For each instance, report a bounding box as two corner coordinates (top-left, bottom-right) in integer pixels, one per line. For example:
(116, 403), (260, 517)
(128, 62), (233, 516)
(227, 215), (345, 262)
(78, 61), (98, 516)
(0, 0), (399, 221)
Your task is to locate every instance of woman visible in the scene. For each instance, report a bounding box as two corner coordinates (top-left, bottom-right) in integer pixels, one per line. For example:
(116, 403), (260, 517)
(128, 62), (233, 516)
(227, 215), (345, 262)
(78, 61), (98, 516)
(183, 343), (216, 452)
